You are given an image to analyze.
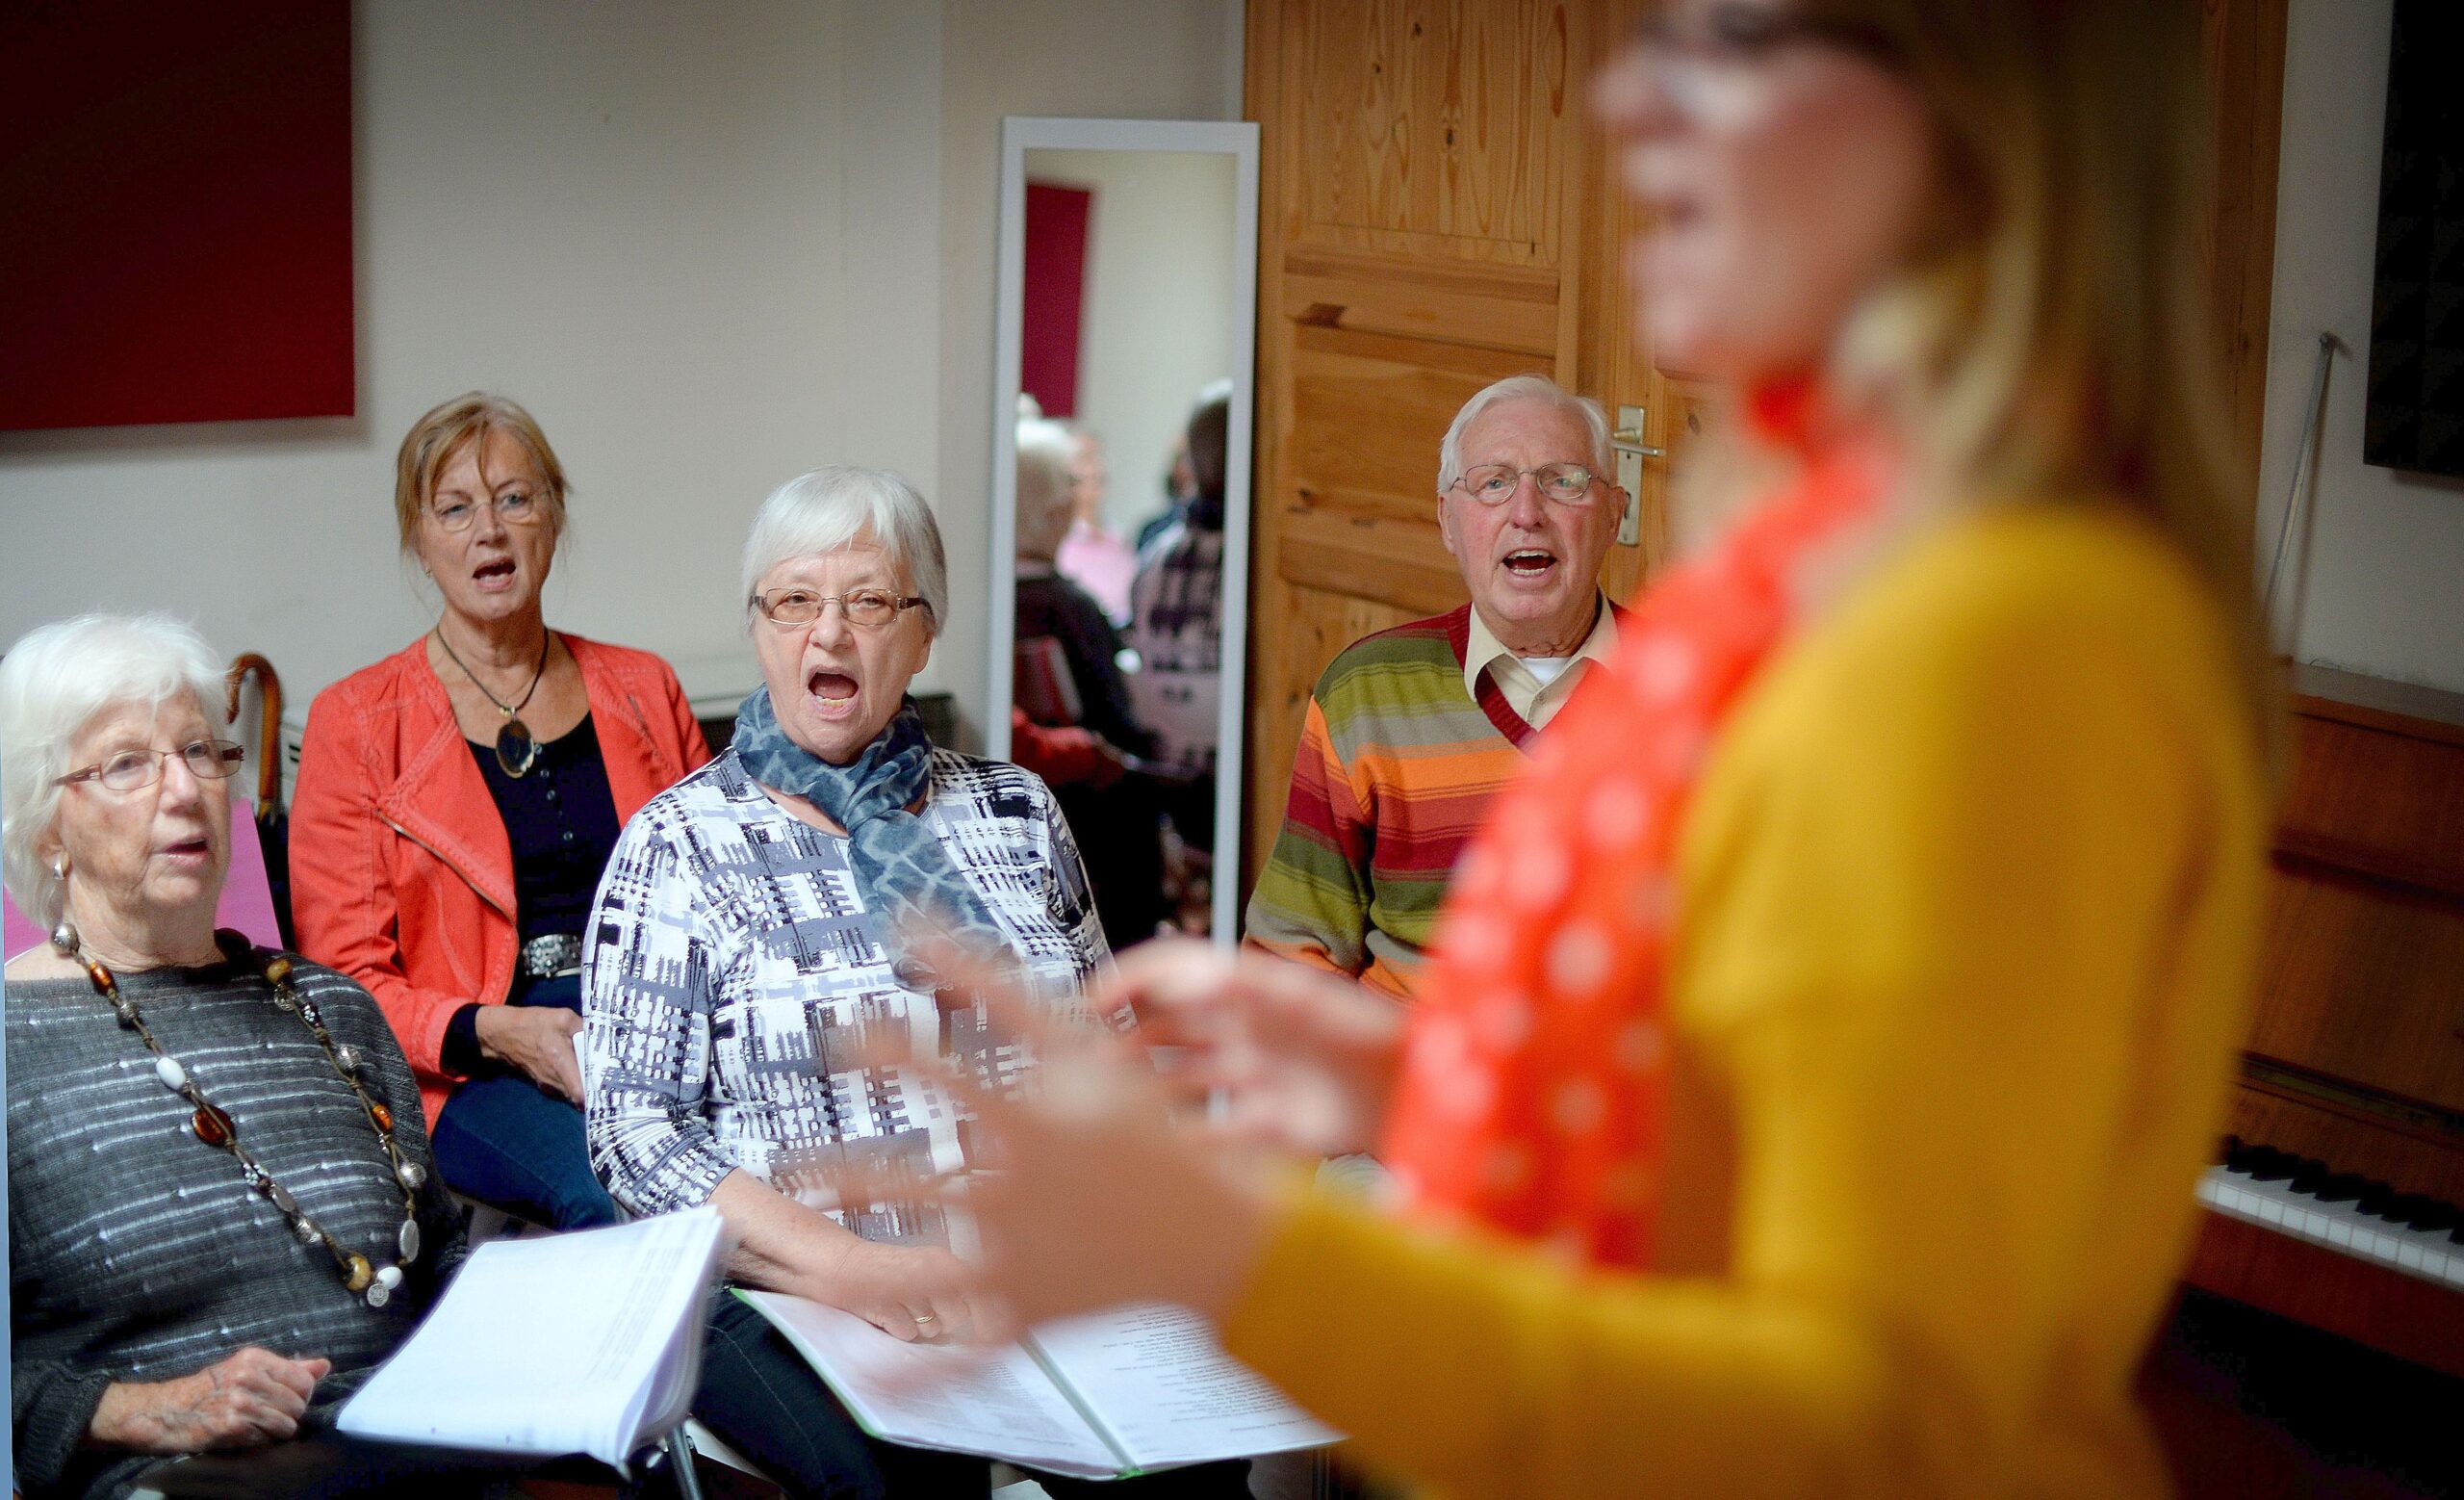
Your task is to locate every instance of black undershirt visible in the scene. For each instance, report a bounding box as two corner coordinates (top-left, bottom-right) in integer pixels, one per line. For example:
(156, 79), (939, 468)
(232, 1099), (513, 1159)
(439, 714), (622, 1076)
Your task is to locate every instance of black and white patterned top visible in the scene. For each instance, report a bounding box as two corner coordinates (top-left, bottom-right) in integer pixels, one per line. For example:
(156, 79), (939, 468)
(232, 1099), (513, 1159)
(579, 746), (1107, 1238)
(1127, 520), (1224, 776)
(7, 953), (464, 1500)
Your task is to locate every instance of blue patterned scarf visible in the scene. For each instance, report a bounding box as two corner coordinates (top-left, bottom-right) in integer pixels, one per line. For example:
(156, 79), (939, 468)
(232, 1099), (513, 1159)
(732, 687), (1009, 963)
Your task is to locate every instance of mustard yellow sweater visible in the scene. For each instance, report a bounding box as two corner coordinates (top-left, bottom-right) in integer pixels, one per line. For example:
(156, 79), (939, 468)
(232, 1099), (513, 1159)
(1221, 505), (2268, 1499)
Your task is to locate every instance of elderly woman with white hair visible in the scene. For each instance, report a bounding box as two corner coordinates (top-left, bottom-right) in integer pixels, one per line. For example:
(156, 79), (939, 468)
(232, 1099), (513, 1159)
(582, 467), (1249, 1497)
(3, 613), (468, 1500)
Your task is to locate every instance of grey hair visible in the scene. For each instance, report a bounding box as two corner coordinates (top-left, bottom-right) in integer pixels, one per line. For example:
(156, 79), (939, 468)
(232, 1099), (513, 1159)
(1014, 418), (1078, 560)
(1, 612), (228, 928)
(740, 467), (950, 638)
(1434, 374), (1614, 494)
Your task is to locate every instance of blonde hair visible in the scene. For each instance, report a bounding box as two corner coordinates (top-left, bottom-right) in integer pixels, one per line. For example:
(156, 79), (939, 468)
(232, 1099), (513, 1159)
(1686, 0), (2271, 738)
(392, 392), (572, 556)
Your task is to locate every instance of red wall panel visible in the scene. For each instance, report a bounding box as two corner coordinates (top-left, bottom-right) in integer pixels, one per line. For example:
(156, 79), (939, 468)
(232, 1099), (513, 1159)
(0, 1), (354, 430)
(1021, 181), (1091, 421)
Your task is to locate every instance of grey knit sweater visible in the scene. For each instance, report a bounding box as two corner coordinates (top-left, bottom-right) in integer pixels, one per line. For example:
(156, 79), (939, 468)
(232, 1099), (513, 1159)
(7, 949), (466, 1500)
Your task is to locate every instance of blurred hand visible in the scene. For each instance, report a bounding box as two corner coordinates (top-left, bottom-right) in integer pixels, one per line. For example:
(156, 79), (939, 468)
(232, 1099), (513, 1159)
(88, 1347), (331, 1454)
(834, 942), (1281, 1332)
(1103, 941), (1407, 1160)
(961, 1011), (1280, 1331)
(827, 1240), (993, 1346)
(476, 1004), (584, 1102)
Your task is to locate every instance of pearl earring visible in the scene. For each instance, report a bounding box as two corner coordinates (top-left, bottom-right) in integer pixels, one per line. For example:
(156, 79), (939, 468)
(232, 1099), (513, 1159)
(48, 854), (80, 954)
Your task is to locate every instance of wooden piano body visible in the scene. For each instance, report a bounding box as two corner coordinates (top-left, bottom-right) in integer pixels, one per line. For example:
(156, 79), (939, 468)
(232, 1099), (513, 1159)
(2182, 665), (2464, 1378)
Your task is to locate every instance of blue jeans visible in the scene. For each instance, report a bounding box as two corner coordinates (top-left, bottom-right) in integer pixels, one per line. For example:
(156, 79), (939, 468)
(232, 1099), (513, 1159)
(428, 974), (620, 1230)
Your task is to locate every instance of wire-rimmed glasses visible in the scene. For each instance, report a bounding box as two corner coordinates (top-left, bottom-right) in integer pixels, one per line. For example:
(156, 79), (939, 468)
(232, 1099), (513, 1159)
(1451, 463), (1602, 505)
(750, 587), (931, 630)
(57, 739), (246, 792)
(429, 491), (545, 532)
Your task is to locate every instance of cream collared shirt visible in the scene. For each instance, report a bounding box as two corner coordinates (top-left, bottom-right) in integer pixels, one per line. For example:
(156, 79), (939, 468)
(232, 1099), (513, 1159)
(1462, 592), (1618, 730)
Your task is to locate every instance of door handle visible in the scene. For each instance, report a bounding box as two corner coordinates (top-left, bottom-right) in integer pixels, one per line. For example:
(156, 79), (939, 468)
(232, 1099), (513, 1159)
(1610, 420), (1665, 460)
(1610, 403), (1661, 545)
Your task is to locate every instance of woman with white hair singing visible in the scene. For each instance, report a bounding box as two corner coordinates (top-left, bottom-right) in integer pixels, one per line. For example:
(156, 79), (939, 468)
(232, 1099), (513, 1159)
(4, 613), (468, 1500)
(582, 466), (1249, 1497)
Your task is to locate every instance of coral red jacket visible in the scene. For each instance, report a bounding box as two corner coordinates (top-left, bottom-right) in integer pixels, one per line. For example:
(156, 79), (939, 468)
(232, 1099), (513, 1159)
(291, 633), (710, 1125)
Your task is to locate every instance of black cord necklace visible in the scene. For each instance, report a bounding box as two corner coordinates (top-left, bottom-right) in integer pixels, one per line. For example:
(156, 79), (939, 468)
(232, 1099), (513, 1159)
(435, 627), (550, 776)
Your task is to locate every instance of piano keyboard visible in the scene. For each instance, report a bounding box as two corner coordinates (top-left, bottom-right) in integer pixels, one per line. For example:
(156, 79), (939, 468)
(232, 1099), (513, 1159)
(2198, 1165), (2464, 1292)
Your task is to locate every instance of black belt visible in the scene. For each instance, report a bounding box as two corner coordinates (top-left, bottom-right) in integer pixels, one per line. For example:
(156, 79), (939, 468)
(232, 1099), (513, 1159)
(517, 933), (584, 981)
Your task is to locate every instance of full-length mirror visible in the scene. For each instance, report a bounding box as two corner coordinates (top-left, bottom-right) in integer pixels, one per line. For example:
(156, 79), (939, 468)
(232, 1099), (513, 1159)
(985, 117), (1259, 949)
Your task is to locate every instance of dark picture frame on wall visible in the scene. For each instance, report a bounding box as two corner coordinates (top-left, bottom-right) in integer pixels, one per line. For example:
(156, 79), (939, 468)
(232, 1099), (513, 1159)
(0, 1), (354, 432)
(2363, 0), (2464, 478)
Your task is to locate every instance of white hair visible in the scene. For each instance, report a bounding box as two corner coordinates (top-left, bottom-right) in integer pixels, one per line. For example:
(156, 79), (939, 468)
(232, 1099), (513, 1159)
(1014, 418), (1078, 560)
(1435, 374), (1614, 494)
(740, 467), (950, 638)
(1, 612), (228, 927)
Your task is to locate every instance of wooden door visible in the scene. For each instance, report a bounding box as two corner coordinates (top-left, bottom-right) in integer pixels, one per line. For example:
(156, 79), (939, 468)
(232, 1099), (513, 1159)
(1240, 0), (2284, 897)
(1242, 0), (1660, 885)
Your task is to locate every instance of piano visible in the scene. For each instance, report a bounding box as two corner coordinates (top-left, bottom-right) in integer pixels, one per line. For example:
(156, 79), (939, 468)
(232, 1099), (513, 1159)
(2178, 665), (2464, 1382)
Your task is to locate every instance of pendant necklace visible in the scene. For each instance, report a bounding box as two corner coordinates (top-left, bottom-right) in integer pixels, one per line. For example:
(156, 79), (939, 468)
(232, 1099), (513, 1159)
(436, 627), (550, 776)
(52, 925), (426, 1307)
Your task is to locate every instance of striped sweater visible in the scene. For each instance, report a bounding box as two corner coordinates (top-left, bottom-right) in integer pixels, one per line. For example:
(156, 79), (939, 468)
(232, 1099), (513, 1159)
(1245, 603), (1617, 999)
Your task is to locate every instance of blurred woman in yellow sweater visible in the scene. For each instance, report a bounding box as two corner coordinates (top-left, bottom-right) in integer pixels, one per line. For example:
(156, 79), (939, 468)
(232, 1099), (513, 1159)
(926, 4), (2275, 1496)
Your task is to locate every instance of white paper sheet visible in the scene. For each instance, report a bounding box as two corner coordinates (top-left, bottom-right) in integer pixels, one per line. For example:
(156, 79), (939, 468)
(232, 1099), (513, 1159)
(735, 1291), (1121, 1476)
(1027, 1303), (1342, 1470)
(338, 1208), (726, 1468)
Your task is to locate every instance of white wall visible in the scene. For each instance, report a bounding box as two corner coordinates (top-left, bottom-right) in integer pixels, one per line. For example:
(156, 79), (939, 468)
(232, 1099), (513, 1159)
(0, 0), (1243, 748)
(0, 2), (943, 714)
(2256, 0), (2464, 695)
(1029, 148), (1238, 538)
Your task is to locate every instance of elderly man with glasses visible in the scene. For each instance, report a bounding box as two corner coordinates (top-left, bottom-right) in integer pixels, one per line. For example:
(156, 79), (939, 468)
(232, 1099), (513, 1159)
(1245, 374), (1630, 999)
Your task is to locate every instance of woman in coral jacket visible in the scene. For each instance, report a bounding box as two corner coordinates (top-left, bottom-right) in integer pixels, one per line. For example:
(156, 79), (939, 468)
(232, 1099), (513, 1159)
(292, 392), (708, 1232)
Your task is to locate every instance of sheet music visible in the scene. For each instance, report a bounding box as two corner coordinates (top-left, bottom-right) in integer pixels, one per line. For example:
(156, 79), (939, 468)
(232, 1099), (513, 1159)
(1027, 1303), (1341, 1470)
(338, 1208), (725, 1467)
(735, 1291), (1121, 1476)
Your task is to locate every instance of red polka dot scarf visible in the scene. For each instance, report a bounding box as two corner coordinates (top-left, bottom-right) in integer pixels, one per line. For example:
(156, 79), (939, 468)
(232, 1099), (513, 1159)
(1380, 389), (1889, 1269)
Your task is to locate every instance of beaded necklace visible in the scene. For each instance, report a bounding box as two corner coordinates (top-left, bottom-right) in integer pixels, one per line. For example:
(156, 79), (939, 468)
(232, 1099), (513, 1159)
(52, 925), (426, 1307)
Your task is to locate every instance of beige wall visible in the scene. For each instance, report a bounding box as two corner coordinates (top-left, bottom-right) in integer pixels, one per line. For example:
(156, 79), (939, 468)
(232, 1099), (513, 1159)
(0, 0), (1244, 748)
(2257, 0), (2464, 694)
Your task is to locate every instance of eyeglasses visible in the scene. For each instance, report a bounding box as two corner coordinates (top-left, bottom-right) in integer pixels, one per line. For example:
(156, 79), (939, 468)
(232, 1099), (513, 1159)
(429, 490), (546, 532)
(1630, 4), (1899, 72)
(57, 738), (246, 792)
(1451, 463), (1601, 505)
(751, 587), (931, 630)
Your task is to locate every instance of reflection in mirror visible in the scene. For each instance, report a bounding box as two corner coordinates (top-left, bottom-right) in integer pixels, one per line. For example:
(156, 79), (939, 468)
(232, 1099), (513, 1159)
(988, 119), (1258, 952)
